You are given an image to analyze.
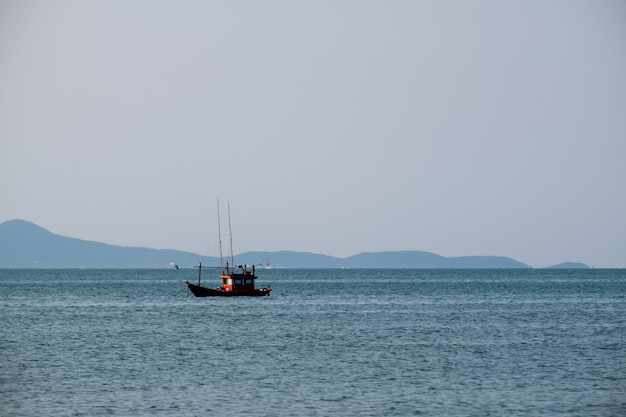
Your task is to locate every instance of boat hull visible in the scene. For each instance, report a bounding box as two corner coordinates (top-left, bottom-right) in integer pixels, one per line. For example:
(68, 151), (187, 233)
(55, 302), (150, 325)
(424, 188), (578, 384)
(186, 282), (271, 297)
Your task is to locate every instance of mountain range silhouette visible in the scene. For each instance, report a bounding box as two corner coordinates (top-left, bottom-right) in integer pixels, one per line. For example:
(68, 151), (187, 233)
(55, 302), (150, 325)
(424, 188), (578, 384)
(1, 219), (585, 269)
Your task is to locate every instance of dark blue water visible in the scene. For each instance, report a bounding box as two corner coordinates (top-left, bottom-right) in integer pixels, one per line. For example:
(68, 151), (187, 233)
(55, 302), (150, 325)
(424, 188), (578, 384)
(1, 269), (625, 416)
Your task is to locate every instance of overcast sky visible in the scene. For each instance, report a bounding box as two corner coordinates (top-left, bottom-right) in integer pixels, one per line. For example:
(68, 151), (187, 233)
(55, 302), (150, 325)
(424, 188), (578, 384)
(1, 1), (625, 268)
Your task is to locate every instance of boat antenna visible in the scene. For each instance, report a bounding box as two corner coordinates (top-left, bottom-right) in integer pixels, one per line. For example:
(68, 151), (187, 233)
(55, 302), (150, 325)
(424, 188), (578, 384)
(228, 201), (235, 268)
(217, 199), (224, 268)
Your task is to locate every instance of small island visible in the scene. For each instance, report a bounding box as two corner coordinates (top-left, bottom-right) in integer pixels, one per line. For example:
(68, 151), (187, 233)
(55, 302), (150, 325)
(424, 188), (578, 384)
(548, 262), (590, 269)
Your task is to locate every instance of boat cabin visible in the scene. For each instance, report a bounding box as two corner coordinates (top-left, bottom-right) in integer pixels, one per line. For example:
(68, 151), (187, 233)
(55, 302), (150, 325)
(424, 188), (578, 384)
(220, 263), (257, 293)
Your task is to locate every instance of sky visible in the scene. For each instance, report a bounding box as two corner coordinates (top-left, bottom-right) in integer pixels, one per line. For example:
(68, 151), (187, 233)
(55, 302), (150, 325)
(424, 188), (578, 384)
(1, 1), (625, 268)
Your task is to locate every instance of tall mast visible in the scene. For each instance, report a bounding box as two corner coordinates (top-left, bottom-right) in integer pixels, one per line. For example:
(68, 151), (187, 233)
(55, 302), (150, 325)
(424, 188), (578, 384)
(228, 201), (235, 267)
(217, 199), (224, 268)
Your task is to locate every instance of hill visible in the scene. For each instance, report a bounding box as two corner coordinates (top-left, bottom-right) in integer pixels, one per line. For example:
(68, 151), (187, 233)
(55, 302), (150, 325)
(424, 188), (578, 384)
(0, 219), (214, 268)
(547, 262), (590, 269)
(0, 219), (532, 268)
(239, 250), (529, 269)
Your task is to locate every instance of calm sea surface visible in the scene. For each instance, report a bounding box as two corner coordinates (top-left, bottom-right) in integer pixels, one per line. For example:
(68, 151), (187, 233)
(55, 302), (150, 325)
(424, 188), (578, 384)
(1, 268), (625, 416)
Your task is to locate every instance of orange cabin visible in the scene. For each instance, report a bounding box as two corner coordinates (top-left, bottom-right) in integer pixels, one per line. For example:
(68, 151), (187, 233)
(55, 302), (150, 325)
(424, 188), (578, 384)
(219, 264), (257, 293)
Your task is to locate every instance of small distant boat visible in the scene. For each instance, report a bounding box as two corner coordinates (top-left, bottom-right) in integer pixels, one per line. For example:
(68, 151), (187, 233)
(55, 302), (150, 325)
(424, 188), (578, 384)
(184, 200), (271, 297)
(185, 262), (271, 297)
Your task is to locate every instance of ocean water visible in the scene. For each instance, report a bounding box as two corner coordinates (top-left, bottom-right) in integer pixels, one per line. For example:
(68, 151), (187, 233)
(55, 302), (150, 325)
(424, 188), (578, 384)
(1, 268), (625, 416)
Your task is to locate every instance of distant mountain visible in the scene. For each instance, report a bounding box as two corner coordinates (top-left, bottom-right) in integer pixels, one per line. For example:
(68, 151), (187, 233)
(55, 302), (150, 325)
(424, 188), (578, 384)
(240, 250), (530, 269)
(238, 251), (341, 269)
(0, 219), (214, 268)
(0, 219), (533, 268)
(547, 262), (590, 269)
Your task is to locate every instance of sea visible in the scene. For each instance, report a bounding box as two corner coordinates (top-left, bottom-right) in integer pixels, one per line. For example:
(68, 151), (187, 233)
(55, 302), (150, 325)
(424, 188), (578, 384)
(1, 268), (625, 417)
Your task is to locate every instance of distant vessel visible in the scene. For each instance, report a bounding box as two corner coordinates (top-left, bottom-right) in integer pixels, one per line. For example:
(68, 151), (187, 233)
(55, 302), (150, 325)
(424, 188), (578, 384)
(185, 201), (271, 297)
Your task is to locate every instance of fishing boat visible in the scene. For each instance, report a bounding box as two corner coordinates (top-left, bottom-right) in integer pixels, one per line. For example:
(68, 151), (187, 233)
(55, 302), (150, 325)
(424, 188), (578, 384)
(185, 262), (271, 297)
(184, 200), (271, 297)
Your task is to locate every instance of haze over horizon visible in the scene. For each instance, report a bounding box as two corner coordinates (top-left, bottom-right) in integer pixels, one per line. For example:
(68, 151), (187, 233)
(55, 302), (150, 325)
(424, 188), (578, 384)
(1, 1), (625, 268)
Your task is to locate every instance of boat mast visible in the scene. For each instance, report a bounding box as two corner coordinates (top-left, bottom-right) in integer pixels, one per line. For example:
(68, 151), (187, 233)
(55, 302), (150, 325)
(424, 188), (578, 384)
(217, 199), (224, 269)
(228, 201), (235, 268)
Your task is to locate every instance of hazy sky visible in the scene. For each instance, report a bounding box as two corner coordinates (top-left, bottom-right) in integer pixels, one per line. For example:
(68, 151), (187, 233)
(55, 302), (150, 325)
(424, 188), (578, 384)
(1, 1), (625, 267)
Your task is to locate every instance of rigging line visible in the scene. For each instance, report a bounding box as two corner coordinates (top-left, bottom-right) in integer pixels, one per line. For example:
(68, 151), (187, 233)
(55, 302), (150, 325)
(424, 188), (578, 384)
(217, 199), (224, 269)
(228, 201), (235, 268)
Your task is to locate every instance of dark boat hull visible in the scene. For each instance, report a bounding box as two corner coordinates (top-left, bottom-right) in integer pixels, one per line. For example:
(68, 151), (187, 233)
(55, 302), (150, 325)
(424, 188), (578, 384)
(186, 282), (271, 297)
